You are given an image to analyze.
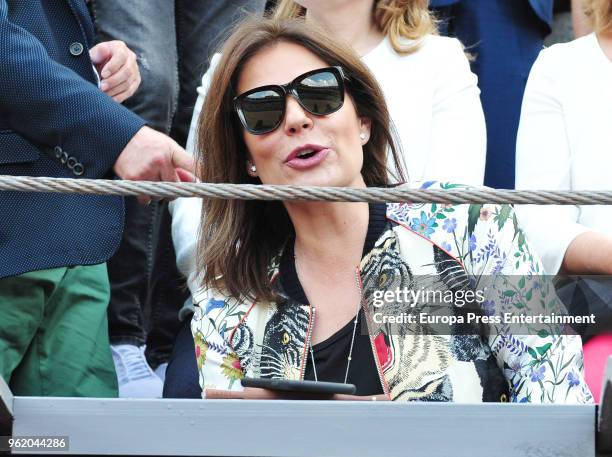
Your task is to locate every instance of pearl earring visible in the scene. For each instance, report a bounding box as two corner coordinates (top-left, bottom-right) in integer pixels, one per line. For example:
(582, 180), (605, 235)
(360, 132), (367, 140)
(250, 164), (257, 173)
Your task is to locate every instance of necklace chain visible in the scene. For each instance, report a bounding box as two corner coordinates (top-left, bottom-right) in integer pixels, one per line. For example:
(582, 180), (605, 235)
(295, 252), (362, 384)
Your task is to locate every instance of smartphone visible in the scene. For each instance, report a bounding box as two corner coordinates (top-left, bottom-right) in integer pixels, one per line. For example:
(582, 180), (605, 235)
(241, 377), (356, 395)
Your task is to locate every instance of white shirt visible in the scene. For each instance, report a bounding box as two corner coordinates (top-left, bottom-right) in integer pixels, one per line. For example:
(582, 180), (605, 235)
(171, 35), (487, 296)
(515, 33), (612, 274)
(362, 35), (486, 184)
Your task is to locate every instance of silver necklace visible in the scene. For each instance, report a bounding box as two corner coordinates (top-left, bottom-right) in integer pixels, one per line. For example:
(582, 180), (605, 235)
(295, 253), (363, 384)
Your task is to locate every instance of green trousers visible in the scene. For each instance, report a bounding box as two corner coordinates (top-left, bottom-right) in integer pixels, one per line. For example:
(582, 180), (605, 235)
(0, 264), (118, 397)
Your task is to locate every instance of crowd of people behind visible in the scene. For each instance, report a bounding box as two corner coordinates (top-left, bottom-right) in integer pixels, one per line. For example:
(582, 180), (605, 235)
(0, 0), (611, 408)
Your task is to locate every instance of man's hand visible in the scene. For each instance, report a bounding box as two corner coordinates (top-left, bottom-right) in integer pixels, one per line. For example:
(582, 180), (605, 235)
(114, 126), (197, 204)
(90, 40), (141, 103)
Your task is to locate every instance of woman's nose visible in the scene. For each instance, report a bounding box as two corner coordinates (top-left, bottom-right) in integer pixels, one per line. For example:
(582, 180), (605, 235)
(282, 96), (313, 135)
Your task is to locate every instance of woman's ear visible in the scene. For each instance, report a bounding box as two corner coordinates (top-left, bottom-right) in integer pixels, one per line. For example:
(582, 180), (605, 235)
(359, 117), (372, 145)
(246, 160), (258, 177)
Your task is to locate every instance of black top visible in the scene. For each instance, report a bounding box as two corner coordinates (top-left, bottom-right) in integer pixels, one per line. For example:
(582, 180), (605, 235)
(279, 203), (388, 396)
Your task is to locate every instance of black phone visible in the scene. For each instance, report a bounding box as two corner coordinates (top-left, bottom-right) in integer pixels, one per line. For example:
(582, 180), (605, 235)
(241, 377), (356, 395)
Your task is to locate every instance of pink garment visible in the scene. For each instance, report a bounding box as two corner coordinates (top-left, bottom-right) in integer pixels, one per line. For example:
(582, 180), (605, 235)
(583, 334), (612, 403)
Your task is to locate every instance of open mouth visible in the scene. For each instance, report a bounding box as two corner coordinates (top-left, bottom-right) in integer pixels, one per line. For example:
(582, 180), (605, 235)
(285, 146), (330, 170)
(296, 149), (317, 160)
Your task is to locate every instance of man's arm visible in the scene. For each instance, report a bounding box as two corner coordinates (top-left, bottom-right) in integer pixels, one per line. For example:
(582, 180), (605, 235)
(0, 2), (195, 197)
(0, 1), (143, 178)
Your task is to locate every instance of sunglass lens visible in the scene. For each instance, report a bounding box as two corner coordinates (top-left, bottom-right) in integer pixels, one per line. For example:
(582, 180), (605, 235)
(240, 89), (285, 133)
(296, 70), (343, 115)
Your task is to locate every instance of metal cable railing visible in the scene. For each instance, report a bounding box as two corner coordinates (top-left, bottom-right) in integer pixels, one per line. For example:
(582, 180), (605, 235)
(1, 175), (612, 204)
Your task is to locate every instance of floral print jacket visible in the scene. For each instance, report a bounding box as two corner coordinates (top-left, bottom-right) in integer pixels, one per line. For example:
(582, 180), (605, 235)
(191, 182), (593, 403)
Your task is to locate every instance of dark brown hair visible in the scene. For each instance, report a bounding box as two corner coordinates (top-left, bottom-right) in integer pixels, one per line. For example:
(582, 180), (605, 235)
(197, 17), (406, 302)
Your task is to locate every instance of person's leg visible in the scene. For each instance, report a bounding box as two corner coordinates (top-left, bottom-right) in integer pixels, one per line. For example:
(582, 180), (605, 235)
(144, 201), (188, 371)
(0, 269), (56, 390)
(91, 0), (179, 327)
(105, 197), (156, 348)
(90, 0), (179, 335)
(7, 265), (117, 397)
(90, 0), (179, 394)
(106, 198), (166, 396)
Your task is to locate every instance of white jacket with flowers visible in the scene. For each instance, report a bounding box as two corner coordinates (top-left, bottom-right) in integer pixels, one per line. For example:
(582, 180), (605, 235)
(191, 182), (593, 403)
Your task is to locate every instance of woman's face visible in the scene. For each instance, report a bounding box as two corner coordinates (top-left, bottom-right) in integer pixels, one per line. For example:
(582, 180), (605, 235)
(236, 42), (370, 188)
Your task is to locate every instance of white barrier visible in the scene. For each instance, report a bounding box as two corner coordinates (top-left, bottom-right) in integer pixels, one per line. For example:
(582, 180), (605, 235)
(1, 369), (609, 457)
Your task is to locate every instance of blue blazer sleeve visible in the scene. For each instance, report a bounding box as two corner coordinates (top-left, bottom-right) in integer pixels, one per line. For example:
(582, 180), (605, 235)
(0, 1), (145, 178)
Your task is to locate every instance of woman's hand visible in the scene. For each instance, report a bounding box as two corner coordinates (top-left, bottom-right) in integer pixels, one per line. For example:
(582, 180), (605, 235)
(89, 40), (141, 103)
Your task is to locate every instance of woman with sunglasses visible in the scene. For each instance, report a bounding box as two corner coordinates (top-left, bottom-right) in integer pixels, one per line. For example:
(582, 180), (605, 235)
(166, 17), (592, 404)
(169, 0), (486, 303)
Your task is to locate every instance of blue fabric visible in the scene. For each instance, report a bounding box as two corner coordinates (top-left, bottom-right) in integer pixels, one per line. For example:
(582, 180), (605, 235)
(0, 0), (146, 279)
(430, 0), (553, 28)
(528, 0), (554, 29)
(431, 0), (553, 189)
(163, 319), (200, 399)
(428, 0), (461, 8)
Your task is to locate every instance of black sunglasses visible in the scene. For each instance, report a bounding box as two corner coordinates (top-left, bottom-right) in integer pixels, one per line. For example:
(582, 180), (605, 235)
(233, 66), (346, 135)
